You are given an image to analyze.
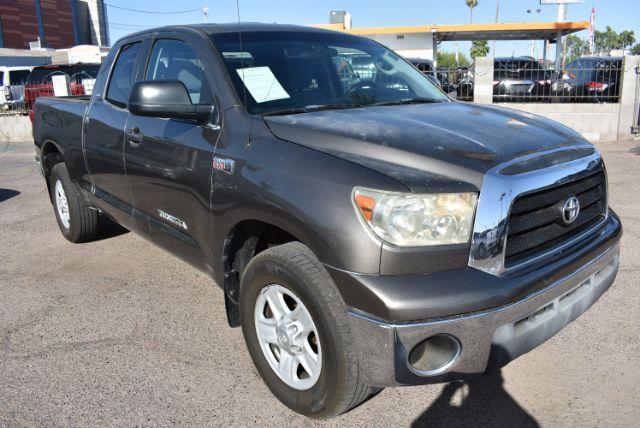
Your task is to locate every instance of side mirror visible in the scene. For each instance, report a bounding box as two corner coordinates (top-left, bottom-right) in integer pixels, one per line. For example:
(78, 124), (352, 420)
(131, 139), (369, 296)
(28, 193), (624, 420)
(128, 80), (213, 123)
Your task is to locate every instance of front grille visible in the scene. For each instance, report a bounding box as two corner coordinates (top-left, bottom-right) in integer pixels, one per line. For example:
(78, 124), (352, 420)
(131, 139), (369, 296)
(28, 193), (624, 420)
(505, 171), (607, 266)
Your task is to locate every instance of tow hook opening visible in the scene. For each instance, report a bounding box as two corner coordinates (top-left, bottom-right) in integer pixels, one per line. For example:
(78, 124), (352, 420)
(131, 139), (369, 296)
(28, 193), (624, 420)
(408, 334), (461, 376)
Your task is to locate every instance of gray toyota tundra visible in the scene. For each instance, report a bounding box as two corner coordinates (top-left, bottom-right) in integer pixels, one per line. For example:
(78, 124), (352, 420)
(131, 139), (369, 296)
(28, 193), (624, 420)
(32, 23), (622, 418)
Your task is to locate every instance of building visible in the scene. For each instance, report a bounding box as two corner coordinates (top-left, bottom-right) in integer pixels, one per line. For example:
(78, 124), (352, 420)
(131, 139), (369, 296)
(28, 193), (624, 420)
(0, 0), (109, 50)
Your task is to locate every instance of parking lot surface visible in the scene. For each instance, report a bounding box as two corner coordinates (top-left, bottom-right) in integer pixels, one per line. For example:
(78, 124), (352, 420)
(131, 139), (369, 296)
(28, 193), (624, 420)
(1, 139), (639, 427)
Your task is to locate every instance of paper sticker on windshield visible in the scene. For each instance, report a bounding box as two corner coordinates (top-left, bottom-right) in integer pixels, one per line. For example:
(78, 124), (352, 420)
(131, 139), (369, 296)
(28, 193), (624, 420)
(236, 66), (290, 103)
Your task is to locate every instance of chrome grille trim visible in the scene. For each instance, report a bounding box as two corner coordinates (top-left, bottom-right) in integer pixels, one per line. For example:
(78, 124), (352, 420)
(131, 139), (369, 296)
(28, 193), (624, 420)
(468, 146), (607, 277)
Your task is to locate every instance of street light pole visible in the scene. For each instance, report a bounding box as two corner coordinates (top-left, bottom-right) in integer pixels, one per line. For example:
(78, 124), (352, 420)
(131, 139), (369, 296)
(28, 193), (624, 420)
(202, 7), (209, 23)
(493, 0), (500, 57)
(555, 3), (566, 71)
(527, 8), (541, 58)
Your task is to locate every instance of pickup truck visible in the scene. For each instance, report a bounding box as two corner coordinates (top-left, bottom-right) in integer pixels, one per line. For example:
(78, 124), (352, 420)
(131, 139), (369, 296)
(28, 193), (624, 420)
(33, 23), (622, 419)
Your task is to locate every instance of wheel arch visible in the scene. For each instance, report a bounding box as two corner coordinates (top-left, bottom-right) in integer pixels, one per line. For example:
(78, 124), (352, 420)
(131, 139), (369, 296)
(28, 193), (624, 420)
(40, 139), (66, 179)
(218, 214), (322, 328)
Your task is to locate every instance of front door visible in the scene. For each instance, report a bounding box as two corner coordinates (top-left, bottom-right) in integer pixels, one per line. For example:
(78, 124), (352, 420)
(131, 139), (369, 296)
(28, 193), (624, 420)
(84, 41), (143, 221)
(124, 37), (220, 270)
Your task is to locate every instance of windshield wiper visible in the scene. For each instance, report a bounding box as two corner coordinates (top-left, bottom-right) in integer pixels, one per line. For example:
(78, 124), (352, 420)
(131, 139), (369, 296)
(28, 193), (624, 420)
(303, 103), (363, 111)
(263, 104), (363, 116)
(370, 98), (446, 107)
(262, 108), (308, 116)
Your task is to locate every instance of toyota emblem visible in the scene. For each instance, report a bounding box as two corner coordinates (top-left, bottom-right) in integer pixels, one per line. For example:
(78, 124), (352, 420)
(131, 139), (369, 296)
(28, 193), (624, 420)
(562, 196), (580, 225)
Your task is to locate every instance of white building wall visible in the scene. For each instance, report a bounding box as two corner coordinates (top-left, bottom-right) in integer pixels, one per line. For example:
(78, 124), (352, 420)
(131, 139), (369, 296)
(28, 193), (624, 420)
(364, 33), (434, 60)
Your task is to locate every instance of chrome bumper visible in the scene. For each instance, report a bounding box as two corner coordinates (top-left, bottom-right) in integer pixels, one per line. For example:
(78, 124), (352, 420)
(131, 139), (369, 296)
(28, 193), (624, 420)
(347, 243), (620, 387)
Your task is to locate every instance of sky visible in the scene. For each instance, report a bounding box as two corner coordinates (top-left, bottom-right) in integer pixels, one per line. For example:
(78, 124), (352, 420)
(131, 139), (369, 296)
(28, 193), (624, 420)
(105, 0), (640, 59)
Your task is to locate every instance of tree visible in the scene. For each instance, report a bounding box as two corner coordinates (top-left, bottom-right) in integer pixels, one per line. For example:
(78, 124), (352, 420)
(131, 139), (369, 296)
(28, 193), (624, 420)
(594, 26), (636, 53)
(618, 30), (636, 49)
(465, 0), (478, 24)
(437, 51), (471, 68)
(565, 35), (589, 62)
(470, 40), (489, 58)
(632, 43), (640, 55)
(595, 26), (618, 53)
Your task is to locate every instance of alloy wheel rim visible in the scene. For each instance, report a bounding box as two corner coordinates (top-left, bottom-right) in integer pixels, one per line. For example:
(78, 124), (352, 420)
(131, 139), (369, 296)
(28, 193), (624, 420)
(54, 180), (70, 229)
(254, 284), (322, 390)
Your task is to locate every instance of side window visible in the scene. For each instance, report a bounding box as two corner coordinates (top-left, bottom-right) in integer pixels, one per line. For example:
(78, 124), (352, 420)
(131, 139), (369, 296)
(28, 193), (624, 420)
(145, 39), (211, 104)
(106, 42), (142, 107)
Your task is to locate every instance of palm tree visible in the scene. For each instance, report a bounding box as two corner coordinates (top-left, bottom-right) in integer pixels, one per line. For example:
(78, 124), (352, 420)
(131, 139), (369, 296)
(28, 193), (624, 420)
(470, 40), (490, 58)
(466, 0), (478, 24)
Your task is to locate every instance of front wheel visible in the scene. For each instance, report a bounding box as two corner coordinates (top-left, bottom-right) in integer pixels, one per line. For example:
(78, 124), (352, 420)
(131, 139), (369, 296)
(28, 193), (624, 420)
(239, 242), (377, 418)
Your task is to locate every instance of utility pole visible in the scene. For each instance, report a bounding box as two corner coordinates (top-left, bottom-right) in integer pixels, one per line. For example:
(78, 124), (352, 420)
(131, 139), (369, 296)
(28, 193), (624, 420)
(555, 3), (566, 71)
(201, 7), (209, 23)
(527, 8), (541, 59)
(493, 0), (500, 56)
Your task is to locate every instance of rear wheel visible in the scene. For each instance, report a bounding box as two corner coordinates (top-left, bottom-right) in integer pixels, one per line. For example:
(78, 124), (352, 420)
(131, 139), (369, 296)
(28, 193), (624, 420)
(239, 242), (378, 418)
(50, 162), (98, 242)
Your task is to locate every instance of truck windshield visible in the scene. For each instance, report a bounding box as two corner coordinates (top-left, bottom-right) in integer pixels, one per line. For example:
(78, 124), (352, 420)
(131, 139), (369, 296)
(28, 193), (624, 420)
(210, 31), (448, 115)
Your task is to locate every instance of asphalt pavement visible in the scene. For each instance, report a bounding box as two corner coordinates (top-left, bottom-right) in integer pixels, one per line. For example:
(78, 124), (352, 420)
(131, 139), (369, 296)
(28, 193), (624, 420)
(1, 138), (639, 426)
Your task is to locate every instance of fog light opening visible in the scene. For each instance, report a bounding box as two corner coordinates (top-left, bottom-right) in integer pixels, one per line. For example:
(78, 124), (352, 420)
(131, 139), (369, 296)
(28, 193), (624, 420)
(408, 334), (461, 376)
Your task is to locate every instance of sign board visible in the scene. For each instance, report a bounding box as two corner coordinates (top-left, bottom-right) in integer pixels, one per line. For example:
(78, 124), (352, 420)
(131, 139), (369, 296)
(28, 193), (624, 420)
(540, 0), (583, 4)
(52, 74), (70, 97)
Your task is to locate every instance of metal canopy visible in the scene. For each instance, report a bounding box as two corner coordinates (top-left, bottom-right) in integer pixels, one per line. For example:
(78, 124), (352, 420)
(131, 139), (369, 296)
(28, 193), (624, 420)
(328, 21), (589, 42)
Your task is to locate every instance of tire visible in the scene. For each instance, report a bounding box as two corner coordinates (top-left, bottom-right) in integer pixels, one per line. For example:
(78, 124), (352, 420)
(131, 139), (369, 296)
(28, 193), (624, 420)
(239, 242), (377, 418)
(49, 162), (98, 243)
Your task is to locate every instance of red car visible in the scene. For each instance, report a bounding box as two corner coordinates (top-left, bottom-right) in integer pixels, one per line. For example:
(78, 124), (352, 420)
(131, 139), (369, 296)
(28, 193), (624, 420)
(25, 63), (101, 121)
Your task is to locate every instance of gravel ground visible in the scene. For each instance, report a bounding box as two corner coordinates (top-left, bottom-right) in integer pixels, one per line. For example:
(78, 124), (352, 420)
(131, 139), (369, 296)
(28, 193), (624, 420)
(1, 138), (639, 427)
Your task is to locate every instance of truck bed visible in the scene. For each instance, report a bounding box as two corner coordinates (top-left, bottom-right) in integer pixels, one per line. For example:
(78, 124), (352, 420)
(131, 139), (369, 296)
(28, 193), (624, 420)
(33, 96), (90, 149)
(32, 96), (91, 182)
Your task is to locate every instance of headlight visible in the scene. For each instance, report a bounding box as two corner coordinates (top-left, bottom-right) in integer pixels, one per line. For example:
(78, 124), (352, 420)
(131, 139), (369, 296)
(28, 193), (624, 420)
(354, 188), (477, 246)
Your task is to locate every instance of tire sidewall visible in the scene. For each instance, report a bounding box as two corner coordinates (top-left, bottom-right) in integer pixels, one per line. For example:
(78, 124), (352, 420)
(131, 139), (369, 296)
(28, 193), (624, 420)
(49, 163), (78, 242)
(240, 254), (348, 417)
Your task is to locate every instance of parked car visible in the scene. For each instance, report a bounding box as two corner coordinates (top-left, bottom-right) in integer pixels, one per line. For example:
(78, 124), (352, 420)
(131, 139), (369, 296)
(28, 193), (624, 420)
(436, 67), (459, 95)
(550, 57), (622, 103)
(33, 23), (621, 419)
(457, 57), (553, 102)
(24, 63), (101, 119)
(406, 58), (441, 88)
(0, 66), (32, 111)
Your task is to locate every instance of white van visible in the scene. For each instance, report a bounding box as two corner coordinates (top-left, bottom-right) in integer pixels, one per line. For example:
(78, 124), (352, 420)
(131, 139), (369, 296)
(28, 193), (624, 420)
(1, 66), (33, 111)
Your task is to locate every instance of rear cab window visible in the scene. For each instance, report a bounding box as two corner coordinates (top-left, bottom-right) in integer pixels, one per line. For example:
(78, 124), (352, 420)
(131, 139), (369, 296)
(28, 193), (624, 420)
(27, 66), (73, 85)
(106, 42), (142, 107)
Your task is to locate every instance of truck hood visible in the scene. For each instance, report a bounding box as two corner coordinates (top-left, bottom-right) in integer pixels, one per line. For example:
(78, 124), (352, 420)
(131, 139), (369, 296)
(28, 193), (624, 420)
(263, 101), (593, 192)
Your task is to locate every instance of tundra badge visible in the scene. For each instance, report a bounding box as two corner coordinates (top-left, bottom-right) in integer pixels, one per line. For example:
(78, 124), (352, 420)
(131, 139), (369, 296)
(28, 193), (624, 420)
(158, 209), (188, 230)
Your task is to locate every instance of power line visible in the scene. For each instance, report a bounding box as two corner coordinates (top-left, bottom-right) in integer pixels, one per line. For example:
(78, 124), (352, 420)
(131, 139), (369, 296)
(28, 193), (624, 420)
(104, 3), (202, 14)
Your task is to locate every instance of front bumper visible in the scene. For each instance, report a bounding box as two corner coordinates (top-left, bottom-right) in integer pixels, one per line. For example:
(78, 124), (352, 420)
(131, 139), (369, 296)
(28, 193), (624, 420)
(346, 241), (619, 387)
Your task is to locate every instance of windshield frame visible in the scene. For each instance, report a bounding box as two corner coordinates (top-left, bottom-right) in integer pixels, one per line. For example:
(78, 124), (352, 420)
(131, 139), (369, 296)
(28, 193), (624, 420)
(209, 30), (449, 115)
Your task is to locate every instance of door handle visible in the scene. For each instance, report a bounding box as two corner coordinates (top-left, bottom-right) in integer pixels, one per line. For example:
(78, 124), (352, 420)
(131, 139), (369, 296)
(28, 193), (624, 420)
(125, 127), (143, 146)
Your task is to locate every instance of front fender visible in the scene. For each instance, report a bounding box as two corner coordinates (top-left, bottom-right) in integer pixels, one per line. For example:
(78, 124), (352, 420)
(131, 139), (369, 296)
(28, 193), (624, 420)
(210, 123), (409, 284)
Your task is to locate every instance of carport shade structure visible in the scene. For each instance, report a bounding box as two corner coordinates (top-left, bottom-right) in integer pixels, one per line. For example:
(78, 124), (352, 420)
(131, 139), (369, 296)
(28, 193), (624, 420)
(315, 21), (589, 66)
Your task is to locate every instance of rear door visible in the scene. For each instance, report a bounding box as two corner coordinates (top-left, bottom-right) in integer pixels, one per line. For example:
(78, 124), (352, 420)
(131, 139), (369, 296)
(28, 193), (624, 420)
(84, 39), (145, 223)
(124, 34), (220, 269)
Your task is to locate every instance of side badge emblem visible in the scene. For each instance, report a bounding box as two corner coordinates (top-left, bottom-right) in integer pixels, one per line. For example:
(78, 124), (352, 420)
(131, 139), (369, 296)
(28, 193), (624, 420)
(213, 156), (235, 174)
